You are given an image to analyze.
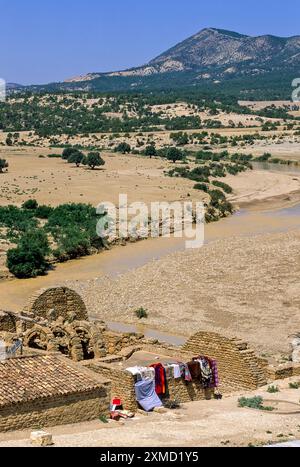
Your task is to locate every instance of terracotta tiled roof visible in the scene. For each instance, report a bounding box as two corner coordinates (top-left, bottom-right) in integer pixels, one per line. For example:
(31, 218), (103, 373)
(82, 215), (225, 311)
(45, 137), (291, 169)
(0, 354), (104, 407)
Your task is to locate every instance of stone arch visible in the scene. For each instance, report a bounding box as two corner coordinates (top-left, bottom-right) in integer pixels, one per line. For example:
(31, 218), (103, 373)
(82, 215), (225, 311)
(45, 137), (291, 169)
(23, 287), (88, 323)
(23, 326), (53, 351)
(182, 331), (267, 391)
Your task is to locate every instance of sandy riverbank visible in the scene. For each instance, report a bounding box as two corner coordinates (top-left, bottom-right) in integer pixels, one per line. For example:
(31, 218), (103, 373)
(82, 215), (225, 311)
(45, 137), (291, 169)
(65, 228), (300, 357)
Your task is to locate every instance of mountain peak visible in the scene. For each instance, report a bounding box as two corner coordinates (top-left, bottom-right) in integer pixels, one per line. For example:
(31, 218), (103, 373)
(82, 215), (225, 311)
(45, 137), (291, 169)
(63, 27), (300, 88)
(199, 27), (249, 39)
(148, 26), (300, 71)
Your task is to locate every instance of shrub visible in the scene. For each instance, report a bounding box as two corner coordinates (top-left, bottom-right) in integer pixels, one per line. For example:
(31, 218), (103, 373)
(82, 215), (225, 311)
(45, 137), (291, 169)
(22, 199), (38, 210)
(0, 205), (37, 239)
(7, 229), (50, 278)
(135, 307), (148, 319)
(255, 152), (272, 162)
(53, 227), (90, 260)
(35, 205), (54, 219)
(115, 143), (131, 154)
(194, 183), (209, 192)
(267, 385), (279, 393)
(289, 382), (300, 389)
(62, 147), (77, 160)
(99, 414), (109, 424)
(208, 189), (226, 207)
(212, 181), (233, 194)
(238, 396), (274, 411)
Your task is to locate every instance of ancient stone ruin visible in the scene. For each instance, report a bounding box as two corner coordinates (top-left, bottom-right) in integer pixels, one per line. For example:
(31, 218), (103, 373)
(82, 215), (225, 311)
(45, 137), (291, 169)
(1, 285), (297, 432)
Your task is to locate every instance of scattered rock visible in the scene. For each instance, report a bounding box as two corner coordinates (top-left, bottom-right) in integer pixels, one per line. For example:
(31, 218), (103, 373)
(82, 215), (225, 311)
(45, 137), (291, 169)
(137, 409), (150, 416)
(30, 431), (54, 447)
(291, 335), (300, 363)
(153, 406), (168, 414)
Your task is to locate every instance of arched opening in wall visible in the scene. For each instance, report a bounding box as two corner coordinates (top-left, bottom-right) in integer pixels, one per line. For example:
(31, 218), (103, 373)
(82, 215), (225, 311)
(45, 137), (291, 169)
(27, 331), (48, 351)
(76, 328), (94, 360)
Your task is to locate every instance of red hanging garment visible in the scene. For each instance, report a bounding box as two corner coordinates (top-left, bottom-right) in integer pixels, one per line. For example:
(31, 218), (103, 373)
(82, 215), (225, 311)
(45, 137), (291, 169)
(149, 363), (166, 395)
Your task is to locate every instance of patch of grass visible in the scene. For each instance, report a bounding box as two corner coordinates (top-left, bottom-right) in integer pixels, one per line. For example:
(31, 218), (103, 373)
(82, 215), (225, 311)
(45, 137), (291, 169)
(238, 396), (275, 411)
(267, 385), (280, 393)
(289, 382), (300, 389)
(135, 307), (148, 319)
(99, 414), (108, 424)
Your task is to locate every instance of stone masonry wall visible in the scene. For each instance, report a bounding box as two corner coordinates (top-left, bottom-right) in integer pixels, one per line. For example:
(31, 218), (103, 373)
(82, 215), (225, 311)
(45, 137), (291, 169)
(86, 351), (214, 412)
(86, 361), (137, 412)
(0, 312), (17, 333)
(102, 331), (144, 355)
(182, 331), (267, 391)
(23, 287), (88, 323)
(268, 362), (300, 380)
(0, 387), (110, 432)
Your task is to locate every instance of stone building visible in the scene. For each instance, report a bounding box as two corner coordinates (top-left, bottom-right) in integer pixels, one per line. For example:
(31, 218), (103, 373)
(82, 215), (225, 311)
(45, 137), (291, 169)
(0, 285), (281, 431)
(0, 354), (110, 432)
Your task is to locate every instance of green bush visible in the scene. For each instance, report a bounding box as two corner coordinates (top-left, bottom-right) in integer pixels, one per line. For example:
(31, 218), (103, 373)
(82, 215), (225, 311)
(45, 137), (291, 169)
(0, 205), (38, 240)
(289, 382), (300, 389)
(267, 385), (279, 393)
(22, 199), (38, 210)
(194, 183), (209, 192)
(208, 189), (226, 207)
(135, 307), (148, 319)
(212, 181), (233, 194)
(255, 152), (272, 162)
(115, 142), (131, 154)
(238, 396), (274, 411)
(53, 227), (90, 261)
(62, 147), (77, 160)
(7, 229), (50, 278)
(35, 205), (54, 219)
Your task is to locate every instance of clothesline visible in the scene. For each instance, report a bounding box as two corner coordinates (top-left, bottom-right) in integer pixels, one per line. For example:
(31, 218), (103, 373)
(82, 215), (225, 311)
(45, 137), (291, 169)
(126, 355), (219, 389)
(126, 355), (219, 412)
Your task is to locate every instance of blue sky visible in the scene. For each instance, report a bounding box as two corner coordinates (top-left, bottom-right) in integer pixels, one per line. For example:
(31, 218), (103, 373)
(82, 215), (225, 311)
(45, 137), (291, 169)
(1, 0), (300, 84)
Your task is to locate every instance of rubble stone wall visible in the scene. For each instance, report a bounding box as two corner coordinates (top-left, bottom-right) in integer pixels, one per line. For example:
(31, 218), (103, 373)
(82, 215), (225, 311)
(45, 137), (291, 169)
(0, 387), (110, 432)
(182, 331), (267, 391)
(23, 287), (88, 323)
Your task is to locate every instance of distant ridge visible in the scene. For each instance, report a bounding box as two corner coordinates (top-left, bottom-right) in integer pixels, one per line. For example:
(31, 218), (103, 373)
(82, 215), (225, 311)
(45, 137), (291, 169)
(13, 27), (300, 97)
